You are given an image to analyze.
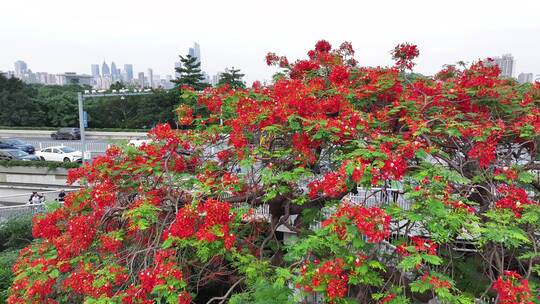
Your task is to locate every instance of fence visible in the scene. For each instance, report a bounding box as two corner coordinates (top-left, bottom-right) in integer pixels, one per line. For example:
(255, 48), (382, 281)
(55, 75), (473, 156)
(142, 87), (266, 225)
(0, 189), (75, 223)
(27, 140), (112, 157)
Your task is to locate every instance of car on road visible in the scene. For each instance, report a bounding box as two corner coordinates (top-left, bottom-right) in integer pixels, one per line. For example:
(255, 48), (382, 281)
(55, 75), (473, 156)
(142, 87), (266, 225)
(0, 149), (40, 161)
(128, 138), (152, 147)
(35, 146), (82, 162)
(0, 138), (35, 154)
(0, 142), (17, 150)
(51, 128), (81, 140)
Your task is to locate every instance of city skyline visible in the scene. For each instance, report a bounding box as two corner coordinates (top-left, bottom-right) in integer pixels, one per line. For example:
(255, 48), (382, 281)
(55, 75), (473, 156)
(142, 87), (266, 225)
(1, 0), (539, 84)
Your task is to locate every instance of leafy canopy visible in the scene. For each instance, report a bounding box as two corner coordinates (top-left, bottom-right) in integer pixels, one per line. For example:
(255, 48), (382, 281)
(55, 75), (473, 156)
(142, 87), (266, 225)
(8, 40), (540, 304)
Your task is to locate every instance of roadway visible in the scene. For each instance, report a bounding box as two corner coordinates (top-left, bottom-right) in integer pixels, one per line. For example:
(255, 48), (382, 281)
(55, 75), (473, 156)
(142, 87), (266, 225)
(0, 135), (148, 156)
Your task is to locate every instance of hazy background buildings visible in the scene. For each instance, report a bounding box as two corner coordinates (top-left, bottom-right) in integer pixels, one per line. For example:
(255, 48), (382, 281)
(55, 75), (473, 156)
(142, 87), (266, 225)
(1, 42), (538, 89)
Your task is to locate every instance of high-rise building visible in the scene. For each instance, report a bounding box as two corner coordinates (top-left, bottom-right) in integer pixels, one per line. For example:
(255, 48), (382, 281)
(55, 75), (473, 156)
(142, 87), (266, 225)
(174, 61), (181, 78)
(111, 62), (118, 80)
(47, 74), (57, 85)
(491, 54), (514, 78)
(91, 64), (100, 77)
(188, 42), (201, 66)
(102, 60), (110, 76)
(517, 73), (534, 84)
(124, 64), (133, 81)
(36, 72), (49, 84)
(14, 60), (28, 78)
(147, 68), (154, 88)
(138, 72), (145, 88)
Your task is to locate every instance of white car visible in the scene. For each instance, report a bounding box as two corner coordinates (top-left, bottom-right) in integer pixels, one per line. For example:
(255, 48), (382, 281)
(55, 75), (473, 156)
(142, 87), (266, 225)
(36, 146), (83, 163)
(128, 138), (152, 147)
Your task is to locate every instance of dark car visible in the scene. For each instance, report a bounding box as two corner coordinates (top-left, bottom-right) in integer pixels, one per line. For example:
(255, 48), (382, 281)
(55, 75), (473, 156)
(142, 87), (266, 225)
(0, 138), (35, 154)
(51, 128), (81, 140)
(0, 149), (40, 161)
(0, 142), (17, 150)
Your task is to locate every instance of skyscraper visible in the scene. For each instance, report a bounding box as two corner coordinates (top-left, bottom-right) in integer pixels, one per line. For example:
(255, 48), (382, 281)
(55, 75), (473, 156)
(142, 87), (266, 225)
(492, 54), (514, 78)
(14, 60), (28, 77)
(138, 72), (145, 88)
(91, 64), (100, 77)
(102, 60), (110, 76)
(188, 42), (201, 66)
(111, 62), (118, 80)
(124, 64), (134, 82)
(517, 73), (534, 84)
(147, 68), (154, 88)
(174, 61), (181, 78)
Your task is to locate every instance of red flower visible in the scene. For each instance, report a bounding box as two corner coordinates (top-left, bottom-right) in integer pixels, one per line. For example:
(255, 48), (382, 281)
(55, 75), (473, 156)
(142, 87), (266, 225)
(315, 40), (332, 53)
(178, 291), (192, 304)
(391, 43), (419, 69)
(329, 66), (350, 85)
(493, 271), (534, 304)
(495, 185), (537, 218)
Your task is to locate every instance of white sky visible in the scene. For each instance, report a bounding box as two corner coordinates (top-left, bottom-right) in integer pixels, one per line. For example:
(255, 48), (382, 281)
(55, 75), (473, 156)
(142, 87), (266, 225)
(1, 0), (539, 83)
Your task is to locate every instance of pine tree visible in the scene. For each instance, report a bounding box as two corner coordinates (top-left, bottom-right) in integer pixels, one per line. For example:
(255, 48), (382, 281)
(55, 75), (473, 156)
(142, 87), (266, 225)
(217, 67), (246, 89)
(171, 54), (209, 91)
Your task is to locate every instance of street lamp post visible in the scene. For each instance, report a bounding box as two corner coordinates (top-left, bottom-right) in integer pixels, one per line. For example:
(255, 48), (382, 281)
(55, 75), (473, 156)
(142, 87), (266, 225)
(78, 89), (153, 162)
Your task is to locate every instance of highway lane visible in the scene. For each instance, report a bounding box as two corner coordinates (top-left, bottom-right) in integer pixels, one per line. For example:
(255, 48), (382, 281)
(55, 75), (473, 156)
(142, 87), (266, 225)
(0, 136), (148, 155)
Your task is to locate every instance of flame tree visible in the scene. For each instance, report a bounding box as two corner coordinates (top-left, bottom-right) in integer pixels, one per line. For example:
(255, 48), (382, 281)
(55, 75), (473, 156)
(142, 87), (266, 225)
(8, 40), (540, 304)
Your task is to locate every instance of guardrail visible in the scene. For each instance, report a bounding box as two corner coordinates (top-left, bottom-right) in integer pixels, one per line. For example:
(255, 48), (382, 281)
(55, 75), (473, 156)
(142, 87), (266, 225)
(0, 202), (62, 223)
(0, 189), (76, 218)
(0, 129), (147, 139)
(0, 188), (407, 226)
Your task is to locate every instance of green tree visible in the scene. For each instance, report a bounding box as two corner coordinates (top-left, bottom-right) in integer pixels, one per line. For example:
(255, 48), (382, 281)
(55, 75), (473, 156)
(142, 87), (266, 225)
(110, 81), (125, 91)
(171, 54), (209, 91)
(0, 215), (33, 302)
(217, 67), (246, 89)
(34, 84), (81, 127)
(0, 74), (45, 126)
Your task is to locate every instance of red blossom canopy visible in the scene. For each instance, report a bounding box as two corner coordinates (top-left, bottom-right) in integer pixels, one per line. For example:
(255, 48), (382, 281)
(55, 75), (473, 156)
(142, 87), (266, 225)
(8, 40), (540, 304)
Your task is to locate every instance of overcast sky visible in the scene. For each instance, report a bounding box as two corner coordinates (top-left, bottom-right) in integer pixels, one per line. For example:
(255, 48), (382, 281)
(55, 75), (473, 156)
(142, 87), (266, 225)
(1, 0), (539, 83)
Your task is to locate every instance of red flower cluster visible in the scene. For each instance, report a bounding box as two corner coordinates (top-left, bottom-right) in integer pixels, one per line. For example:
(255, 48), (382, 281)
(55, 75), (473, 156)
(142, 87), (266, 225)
(421, 273), (451, 290)
(308, 172), (347, 199)
(380, 293), (397, 303)
(323, 203), (391, 243)
(493, 271), (534, 304)
(315, 40), (332, 53)
(495, 185), (537, 217)
(165, 199), (236, 249)
(391, 43), (419, 69)
(396, 236), (438, 257)
(138, 250), (183, 294)
(468, 136), (499, 168)
(329, 66), (350, 85)
(307, 259), (348, 300)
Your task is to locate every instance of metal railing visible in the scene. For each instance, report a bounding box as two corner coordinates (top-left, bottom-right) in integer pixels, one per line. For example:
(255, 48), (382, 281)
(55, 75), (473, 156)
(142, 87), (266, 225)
(26, 140), (112, 157)
(0, 189), (76, 222)
(0, 202), (62, 223)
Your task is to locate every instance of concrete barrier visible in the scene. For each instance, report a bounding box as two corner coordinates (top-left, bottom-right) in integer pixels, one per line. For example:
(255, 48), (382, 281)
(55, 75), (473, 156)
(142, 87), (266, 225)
(0, 129), (147, 140)
(0, 166), (77, 187)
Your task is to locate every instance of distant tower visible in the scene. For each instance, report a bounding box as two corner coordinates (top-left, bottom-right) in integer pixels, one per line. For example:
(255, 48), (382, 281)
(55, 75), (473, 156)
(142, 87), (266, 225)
(111, 62), (118, 80)
(102, 60), (110, 76)
(147, 68), (154, 88)
(174, 61), (181, 78)
(491, 54), (514, 78)
(91, 64), (100, 77)
(124, 64), (133, 82)
(14, 60), (28, 78)
(188, 42), (201, 66)
(138, 72), (145, 88)
(517, 73), (534, 84)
